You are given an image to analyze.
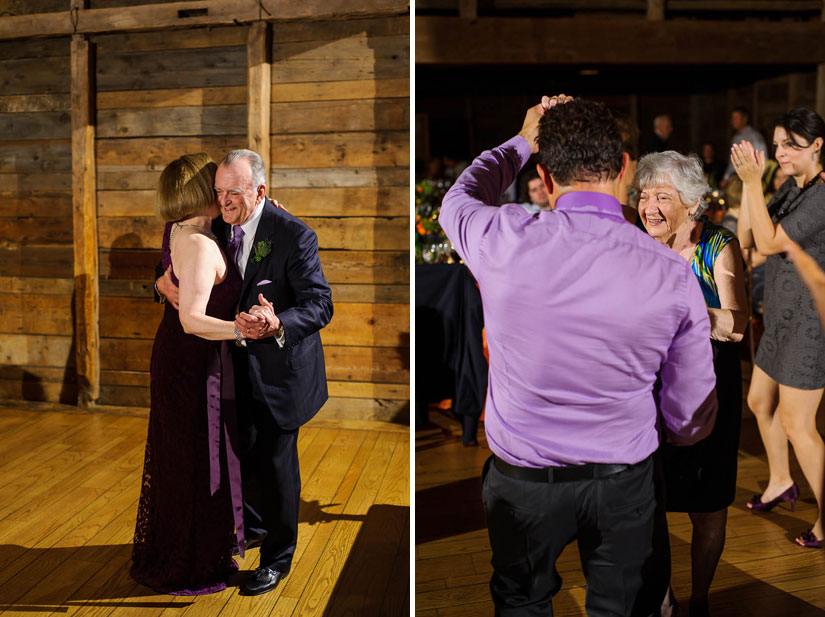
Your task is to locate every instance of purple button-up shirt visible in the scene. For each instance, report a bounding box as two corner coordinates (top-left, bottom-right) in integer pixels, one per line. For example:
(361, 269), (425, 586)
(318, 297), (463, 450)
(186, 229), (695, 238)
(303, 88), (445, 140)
(439, 136), (717, 467)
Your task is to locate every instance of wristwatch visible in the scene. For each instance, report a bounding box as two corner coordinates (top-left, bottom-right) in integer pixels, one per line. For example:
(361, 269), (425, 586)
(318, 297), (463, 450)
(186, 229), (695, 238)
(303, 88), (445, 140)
(234, 326), (247, 347)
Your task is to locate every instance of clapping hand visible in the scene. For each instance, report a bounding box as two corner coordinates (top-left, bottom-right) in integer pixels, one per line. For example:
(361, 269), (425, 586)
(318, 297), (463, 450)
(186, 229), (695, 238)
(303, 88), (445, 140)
(235, 293), (281, 340)
(730, 141), (765, 185)
(519, 94), (574, 154)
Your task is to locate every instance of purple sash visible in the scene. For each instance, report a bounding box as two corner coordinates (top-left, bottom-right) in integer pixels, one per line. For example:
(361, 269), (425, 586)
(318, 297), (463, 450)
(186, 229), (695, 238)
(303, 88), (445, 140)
(206, 340), (245, 558)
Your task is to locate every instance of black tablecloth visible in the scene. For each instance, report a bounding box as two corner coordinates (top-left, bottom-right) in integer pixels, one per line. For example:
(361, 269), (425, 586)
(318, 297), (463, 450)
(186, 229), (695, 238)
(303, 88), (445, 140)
(415, 263), (487, 444)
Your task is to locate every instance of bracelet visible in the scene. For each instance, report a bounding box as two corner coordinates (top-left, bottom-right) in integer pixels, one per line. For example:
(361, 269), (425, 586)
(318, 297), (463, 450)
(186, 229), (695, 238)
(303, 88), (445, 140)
(154, 280), (166, 304)
(234, 326), (247, 348)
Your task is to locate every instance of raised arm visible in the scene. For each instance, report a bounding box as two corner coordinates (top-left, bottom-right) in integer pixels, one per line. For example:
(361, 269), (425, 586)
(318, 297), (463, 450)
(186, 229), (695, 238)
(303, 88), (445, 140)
(732, 142), (790, 255)
(708, 240), (749, 342)
(736, 175), (755, 249)
(440, 95), (571, 268)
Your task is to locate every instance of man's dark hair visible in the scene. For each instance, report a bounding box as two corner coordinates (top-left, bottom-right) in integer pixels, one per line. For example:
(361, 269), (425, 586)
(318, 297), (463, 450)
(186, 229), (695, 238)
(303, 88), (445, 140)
(733, 107), (750, 122)
(537, 99), (623, 186)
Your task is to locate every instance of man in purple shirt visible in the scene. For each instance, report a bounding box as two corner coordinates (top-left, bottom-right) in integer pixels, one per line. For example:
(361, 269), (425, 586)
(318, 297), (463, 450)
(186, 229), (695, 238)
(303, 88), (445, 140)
(439, 96), (718, 616)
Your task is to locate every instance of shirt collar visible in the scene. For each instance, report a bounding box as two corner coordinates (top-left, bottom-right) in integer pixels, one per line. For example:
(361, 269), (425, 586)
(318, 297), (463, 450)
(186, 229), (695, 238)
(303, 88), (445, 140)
(554, 191), (623, 217)
(239, 198), (265, 238)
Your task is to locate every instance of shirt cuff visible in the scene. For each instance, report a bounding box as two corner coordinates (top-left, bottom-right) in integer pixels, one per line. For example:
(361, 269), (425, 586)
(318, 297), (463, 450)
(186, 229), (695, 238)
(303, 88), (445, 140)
(512, 135), (534, 167)
(275, 325), (285, 348)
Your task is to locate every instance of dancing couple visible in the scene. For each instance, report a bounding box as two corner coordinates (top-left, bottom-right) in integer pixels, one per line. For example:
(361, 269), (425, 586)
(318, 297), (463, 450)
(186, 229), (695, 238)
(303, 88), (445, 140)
(130, 149), (333, 596)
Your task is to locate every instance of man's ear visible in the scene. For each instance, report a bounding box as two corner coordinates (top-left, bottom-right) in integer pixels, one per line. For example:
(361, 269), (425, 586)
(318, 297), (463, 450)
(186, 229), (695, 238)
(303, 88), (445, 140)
(257, 184), (267, 204)
(537, 163), (554, 197)
(618, 151), (631, 184)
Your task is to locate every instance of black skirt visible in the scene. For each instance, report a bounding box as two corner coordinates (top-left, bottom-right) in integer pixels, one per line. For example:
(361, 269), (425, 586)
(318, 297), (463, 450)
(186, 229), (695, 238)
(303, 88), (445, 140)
(660, 339), (742, 513)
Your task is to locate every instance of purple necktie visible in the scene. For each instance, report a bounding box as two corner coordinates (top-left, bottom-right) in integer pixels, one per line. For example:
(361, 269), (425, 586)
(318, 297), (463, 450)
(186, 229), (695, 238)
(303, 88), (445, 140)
(227, 226), (244, 271)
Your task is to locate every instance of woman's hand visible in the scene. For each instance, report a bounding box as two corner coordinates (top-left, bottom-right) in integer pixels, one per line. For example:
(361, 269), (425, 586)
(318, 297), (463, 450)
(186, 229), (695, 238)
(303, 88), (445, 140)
(731, 141), (765, 185)
(235, 313), (267, 339)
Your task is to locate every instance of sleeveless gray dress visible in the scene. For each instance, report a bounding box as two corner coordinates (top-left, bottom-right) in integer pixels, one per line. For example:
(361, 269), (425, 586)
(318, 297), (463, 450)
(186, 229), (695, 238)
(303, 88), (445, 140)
(756, 178), (825, 389)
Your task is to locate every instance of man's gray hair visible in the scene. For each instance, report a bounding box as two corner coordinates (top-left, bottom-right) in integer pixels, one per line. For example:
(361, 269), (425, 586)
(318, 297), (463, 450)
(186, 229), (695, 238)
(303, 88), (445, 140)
(221, 149), (267, 188)
(634, 150), (710, 219)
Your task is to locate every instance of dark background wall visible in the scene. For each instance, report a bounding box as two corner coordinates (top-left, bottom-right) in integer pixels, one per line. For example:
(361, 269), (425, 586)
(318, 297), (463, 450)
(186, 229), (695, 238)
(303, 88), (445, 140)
(416, 64), (818, 175)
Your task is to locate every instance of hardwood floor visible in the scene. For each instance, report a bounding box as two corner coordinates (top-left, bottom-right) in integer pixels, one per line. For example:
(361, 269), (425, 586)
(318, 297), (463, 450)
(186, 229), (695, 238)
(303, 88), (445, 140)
(415, 374), (825, 616)
(0, 403), (409, 617)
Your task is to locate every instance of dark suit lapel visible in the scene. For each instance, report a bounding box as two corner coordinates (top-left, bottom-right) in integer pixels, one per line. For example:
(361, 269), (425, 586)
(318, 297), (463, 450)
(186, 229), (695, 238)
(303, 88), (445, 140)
(241, 199), (275, 300)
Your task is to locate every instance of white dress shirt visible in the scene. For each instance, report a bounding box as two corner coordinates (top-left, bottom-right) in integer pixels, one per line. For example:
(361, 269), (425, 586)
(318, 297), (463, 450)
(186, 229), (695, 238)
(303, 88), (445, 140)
(233, 199), (285, 347)
(235, 200), (265, 275)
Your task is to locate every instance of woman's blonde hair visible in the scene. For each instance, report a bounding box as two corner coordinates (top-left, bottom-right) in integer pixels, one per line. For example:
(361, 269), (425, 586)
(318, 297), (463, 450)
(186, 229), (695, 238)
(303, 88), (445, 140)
(155, 153), (217, 222)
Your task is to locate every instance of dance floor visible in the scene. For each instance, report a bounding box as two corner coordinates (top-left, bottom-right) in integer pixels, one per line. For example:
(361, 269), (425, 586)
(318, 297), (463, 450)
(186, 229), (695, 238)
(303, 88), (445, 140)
(0, 403), (409, 617)
(415, 364), (825, 616)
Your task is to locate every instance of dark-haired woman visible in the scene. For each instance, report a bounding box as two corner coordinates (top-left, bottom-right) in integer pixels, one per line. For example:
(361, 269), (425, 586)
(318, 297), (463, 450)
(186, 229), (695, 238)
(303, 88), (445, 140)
(733, 107), (825, 549)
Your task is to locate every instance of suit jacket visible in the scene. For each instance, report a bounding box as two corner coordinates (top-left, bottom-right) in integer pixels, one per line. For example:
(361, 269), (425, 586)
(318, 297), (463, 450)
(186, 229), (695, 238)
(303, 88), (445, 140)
(215, 198), (333, 430)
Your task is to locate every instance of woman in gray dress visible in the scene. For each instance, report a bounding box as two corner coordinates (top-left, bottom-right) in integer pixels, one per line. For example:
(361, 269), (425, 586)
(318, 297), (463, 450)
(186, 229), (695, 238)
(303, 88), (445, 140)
(732, 107), (825, 549)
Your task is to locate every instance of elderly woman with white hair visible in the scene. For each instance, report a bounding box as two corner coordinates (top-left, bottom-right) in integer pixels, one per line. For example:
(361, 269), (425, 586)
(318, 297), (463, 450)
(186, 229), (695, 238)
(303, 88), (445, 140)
(636, 151), (749, 617)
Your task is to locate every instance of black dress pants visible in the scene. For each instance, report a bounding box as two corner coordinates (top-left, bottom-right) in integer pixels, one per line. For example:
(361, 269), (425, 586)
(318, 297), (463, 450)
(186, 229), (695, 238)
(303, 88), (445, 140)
(237, 395), (301, 573)
(482, 455), (662, 617)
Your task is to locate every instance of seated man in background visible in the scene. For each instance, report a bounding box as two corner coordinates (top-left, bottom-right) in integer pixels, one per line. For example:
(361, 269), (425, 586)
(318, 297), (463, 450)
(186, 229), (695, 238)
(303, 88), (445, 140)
(439, 95), (718, 617)
(518, 167), (551, 213)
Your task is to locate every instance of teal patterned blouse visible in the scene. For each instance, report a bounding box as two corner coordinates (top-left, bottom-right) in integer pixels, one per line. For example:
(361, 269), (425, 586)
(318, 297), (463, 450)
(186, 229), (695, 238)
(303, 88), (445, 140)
(691, 221), (736, 309)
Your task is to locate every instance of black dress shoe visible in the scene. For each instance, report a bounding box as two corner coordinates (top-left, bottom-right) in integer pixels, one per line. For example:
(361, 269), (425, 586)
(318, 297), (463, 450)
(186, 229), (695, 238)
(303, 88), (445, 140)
(232, 533), (267, 556)
(240, 567), (285, 596)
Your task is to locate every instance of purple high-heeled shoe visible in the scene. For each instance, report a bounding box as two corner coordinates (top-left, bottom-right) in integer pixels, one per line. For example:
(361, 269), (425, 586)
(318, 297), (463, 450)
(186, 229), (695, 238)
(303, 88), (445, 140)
(746, 482), (799, 512)
(795, 530), (822, 549)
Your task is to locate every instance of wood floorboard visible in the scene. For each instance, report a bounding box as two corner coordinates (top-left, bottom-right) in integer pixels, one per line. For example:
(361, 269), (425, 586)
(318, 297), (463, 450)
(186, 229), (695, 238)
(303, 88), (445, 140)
(280, 431), (380, 601)
(415, 404), (825, 616)
(0, 404), (409, 617)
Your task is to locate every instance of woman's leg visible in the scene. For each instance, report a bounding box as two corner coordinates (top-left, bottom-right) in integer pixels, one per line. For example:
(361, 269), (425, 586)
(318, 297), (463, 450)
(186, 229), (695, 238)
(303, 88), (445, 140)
(747, 366), (792, 500)
(776, 385), (825, 539)
(687, 509), (727, 615)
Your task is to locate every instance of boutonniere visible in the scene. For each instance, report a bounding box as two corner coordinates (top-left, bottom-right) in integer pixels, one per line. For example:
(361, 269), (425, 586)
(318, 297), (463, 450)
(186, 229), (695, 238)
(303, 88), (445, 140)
(253, 240), (272, 263)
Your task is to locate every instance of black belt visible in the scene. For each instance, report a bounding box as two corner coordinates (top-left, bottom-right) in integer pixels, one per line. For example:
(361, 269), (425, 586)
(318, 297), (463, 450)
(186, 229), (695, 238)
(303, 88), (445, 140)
(493, 455), (636, 483)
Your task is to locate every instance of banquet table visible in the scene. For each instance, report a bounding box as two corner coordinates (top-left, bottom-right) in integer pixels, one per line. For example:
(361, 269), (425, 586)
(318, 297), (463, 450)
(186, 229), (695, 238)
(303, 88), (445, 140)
(415, 262), (487, 444)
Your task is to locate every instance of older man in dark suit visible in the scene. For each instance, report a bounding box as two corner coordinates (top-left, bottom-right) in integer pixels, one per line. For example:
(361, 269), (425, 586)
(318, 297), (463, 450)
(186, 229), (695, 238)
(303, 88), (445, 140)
(157, 149), (333, 596)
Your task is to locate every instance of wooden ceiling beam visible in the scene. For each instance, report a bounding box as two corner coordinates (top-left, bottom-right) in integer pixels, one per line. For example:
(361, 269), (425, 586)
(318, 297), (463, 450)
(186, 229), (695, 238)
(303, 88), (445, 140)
(667, 0), (821, 10)
(491, 0), (821, 8)
(647, 0), (664, 20)
(459, 0), (479, 19)
(0, 0), (410, 41)
(416, 16), (825, 64)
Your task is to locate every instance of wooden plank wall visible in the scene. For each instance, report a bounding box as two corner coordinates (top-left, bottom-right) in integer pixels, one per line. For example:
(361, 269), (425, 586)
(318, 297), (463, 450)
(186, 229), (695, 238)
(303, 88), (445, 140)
(0, 37), (76, 404)
(268, 17), (410, 422)
(0, 17), (410, 423)
(92, 25), (249, 407)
